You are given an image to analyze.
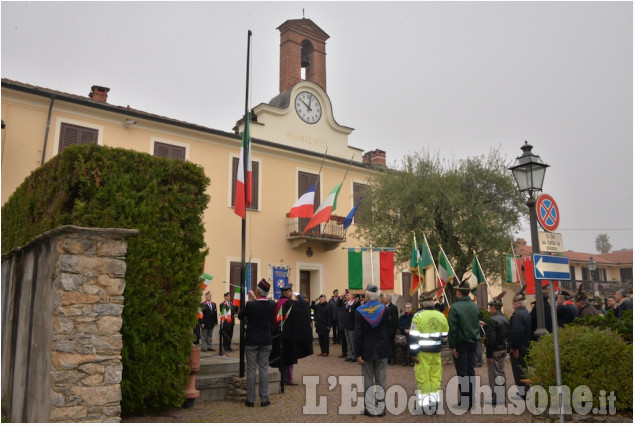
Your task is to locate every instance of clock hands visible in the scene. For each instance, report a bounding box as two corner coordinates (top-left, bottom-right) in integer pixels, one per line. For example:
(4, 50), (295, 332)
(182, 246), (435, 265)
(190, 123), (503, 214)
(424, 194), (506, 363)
(301, 98), (312, 112)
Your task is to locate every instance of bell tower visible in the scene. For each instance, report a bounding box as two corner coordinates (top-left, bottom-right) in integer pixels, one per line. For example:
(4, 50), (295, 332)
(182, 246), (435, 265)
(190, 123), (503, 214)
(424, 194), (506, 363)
(277, 19), (329, 94)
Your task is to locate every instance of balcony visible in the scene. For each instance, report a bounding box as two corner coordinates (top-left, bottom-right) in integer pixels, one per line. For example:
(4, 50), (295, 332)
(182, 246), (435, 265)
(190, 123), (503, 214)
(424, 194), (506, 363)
(286, 214), (346, 250)
(556, 279), (633, 296)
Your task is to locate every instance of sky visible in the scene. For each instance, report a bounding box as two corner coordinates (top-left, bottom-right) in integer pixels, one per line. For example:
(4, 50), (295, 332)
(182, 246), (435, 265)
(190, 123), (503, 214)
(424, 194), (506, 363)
(1, 1), (633, 254)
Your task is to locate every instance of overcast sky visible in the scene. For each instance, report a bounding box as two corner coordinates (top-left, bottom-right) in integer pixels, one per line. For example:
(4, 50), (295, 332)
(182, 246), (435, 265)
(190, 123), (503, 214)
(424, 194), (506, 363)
(2, 1), (632, 254)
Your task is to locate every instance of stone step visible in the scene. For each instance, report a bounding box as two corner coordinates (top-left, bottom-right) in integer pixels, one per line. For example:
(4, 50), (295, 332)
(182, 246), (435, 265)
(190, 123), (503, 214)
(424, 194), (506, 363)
(198, 354), (240, 375)
(193, 354), (281, 403)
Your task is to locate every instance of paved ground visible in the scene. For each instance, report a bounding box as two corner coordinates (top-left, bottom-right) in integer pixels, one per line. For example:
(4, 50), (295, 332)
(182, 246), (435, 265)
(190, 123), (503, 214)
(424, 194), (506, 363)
(123, 341), (538, 423)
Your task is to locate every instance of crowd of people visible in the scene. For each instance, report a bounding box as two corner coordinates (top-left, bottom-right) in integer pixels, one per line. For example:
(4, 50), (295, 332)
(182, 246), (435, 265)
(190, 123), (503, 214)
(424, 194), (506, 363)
(198, 279), (632, 415)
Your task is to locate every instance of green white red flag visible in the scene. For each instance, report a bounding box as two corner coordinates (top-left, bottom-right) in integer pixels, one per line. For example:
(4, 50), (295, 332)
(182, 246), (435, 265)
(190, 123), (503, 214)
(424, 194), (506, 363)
(234, 112), (252, 219)
(303, 182), (342, 234)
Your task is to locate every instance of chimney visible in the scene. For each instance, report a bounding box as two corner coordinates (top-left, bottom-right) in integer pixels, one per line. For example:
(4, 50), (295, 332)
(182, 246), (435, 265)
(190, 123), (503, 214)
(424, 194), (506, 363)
(363, 149), (387, 168)
(89, 85), (110, 103)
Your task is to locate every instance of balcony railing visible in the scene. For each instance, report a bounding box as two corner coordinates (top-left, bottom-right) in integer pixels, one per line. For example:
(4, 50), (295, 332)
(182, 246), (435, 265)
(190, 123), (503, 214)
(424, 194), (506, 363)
(286, 214), (346, 247)
(557, 279), (633, 295)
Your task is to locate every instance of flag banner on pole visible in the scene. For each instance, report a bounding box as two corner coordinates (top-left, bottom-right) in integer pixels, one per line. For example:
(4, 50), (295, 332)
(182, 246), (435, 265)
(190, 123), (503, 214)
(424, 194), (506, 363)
(199, 273), (213, 290)
(289, 183), (316, 218)
(438, 250), (454, 287)
(220, 302), (232, 323)
(234, 112), (252, 219)
(409, 233), (422, 295)
(438, 249), (455, 298)
(506, 254), (522, 283)
(348, 248), (395, 290)
(272, 266), (289, 301)
(523, 256), (536, 295)
(303, 183), (342, 234)
(232, 285), (241, 307)
(343, 197), (362, 230)
(348, 250), (363, 290)
(472, 256), (486, 284)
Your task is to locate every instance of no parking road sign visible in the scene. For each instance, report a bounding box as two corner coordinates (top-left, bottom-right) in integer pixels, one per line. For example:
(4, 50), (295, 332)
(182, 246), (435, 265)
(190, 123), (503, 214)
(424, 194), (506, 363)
(536, 193), (560, 232)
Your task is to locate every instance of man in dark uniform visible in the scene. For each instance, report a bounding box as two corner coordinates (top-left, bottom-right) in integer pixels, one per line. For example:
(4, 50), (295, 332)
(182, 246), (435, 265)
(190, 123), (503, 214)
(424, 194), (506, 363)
(485, 292), (510, 406)
(315, 294), (333, 356)
(355, 284), (389, 417)
(507, 284), (531, 399)
(556, 290), (577, 327)
(270, 283), (313, 386)
(199, 291), (217, 352)
(382, 293), (399, 365)
(239, 279), (276, 407)
(219, 291), (236, 353)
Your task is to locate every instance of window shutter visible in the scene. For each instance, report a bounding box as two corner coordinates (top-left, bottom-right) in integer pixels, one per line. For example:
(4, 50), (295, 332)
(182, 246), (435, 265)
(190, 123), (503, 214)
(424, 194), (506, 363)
(59, 123), (98, 152)
(154, 142), (185, 160)
(230, 262), (258, 292)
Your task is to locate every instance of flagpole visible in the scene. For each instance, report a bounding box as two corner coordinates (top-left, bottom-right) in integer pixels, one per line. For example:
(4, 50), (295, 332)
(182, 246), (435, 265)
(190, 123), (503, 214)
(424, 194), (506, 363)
(423, 235), (451, 306)
(474, 252), (493, 301)
(239, 29), (252, 379)
(369, 244), (375, 286)
(317, 147), (328, 177)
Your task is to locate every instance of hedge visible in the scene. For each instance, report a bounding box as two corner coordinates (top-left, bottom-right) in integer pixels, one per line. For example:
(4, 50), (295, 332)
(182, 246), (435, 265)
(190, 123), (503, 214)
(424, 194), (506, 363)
(526, 325), (632, 411)
(1, 144), (210, 415)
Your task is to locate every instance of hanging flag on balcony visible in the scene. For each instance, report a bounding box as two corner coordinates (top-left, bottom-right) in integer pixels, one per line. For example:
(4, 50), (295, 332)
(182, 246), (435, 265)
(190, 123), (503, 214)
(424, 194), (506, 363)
(303, 182), (342, 235)
(289, 182), (317, 218)
(343, 196), (362, 230)
(348, 247), (394, 290)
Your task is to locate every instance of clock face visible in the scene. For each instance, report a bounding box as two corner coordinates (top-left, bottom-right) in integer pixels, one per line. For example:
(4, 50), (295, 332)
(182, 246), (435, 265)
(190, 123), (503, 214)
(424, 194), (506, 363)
(295, 91), (322, 124)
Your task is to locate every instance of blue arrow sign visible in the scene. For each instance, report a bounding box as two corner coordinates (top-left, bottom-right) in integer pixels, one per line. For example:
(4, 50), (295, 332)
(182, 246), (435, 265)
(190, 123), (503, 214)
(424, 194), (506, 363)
(533, 254), (571, 280)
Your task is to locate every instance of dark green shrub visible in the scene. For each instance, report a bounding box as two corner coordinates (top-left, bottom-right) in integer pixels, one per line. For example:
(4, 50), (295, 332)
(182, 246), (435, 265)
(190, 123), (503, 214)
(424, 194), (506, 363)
(573, 309), (632, 344)
(526, 326), (632, 411)
(2, 145), (210, 415)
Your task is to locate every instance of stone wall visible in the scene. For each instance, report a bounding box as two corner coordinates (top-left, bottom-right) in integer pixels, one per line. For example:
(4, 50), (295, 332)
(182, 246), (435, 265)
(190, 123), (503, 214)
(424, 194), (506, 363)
(2, 225), (137, 422)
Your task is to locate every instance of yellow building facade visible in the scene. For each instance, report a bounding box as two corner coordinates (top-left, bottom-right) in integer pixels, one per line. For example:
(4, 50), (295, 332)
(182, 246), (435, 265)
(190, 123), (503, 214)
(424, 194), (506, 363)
(2, 19), (412, 308)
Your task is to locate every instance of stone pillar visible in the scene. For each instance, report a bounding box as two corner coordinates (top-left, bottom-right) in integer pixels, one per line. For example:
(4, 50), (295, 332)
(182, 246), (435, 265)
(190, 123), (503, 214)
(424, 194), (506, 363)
(1, 225), (137, 423)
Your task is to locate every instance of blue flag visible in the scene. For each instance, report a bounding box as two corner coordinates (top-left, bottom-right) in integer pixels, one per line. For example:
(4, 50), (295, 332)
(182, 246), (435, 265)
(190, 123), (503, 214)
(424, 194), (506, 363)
(343, 197), (362, 230)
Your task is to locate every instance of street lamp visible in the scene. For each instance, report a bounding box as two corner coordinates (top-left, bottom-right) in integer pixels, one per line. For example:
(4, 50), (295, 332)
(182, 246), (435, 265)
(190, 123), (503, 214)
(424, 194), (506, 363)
(588, 256), (597, 285)
(510, 141), (550, 339)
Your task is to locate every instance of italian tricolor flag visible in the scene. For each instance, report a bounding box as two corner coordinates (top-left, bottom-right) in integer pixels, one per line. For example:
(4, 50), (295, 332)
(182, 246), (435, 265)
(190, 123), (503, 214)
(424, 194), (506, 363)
(232, 285), (241, 308)
(234, 112), (252, 219)
(200, 273), (213, 290)
(303, 183), (342, 235)
(506, 254), (521, 283)
(348, 248), (394, 290)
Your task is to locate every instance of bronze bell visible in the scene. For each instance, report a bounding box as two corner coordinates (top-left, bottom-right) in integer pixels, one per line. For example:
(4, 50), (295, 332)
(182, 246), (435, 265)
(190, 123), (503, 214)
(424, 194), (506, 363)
(301, 50), (310, 68)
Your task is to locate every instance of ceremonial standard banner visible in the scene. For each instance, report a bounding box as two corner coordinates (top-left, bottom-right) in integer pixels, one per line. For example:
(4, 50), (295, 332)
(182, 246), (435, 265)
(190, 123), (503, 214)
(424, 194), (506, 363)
(272, 266), (289, 300)
(348, 248), (394, 290)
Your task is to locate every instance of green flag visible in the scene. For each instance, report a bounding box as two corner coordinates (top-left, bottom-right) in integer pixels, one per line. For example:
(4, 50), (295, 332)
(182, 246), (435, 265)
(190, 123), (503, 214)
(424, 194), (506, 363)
(472, 255), (486, 284)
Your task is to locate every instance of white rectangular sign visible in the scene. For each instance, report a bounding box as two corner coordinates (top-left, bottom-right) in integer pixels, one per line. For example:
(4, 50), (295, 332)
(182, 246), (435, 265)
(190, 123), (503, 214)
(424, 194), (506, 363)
(538, 232), (564, 253)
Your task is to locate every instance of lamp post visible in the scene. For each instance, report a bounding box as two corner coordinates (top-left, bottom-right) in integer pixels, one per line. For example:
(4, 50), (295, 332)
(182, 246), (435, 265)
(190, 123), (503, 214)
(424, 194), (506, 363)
(588, 256), (597, 296)
(510, 141), (550, 339)
(587, 257), (597, 283)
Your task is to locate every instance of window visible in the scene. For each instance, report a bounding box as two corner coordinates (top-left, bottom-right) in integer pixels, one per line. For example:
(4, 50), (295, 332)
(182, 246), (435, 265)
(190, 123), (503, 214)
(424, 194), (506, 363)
(352, 182), (370, 225)
(620, 267), (632, 283)
(229, 262), (258, 293)
(231, 158), (259, 210)
(58, 123), (98, 152)
(154, 141), (185, 160)
(297, 171), (320, 232)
